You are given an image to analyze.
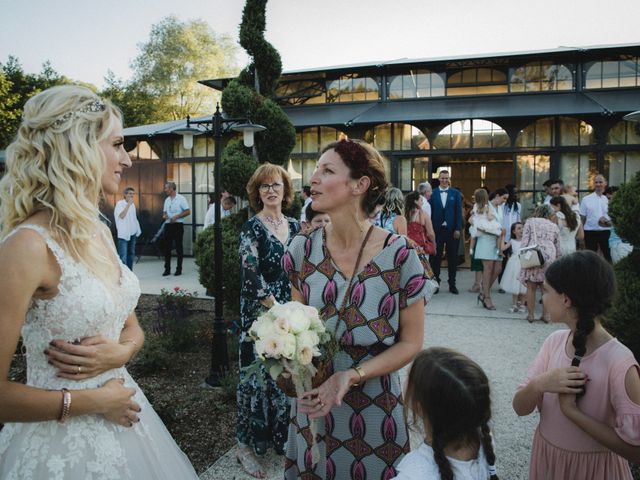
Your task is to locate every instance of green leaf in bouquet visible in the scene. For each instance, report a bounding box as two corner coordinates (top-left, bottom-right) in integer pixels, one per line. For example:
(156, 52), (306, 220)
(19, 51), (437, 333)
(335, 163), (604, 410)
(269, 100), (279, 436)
(269, 363), (284, 380)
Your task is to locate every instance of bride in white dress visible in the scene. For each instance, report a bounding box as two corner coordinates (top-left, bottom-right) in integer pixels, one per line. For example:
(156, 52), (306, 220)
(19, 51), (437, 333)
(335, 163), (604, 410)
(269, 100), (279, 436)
(0, 86), (198, 479)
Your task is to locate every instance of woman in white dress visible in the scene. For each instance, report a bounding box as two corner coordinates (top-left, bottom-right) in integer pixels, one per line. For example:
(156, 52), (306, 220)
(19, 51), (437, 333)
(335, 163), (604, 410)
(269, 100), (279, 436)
(549, 195), (582, 256)
(0, 86), (198, 479)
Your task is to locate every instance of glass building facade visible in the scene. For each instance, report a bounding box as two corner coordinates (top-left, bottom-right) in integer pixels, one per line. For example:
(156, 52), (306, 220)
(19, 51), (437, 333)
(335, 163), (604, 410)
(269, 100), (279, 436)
(122, 44), (640, 254)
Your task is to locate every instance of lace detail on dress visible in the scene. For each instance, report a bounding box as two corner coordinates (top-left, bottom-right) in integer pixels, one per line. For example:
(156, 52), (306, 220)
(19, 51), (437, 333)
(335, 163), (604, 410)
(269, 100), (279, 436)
(0, 224), (149, 480)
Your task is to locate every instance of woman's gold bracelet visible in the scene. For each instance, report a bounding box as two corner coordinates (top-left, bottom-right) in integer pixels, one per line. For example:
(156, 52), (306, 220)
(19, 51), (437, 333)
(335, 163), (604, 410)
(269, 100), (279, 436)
(352, 365), (365, 386)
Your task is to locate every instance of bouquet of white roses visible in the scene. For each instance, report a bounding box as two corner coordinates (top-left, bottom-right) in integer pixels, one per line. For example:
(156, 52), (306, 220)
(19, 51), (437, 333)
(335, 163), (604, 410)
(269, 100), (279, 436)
(244, 301), (333, 398)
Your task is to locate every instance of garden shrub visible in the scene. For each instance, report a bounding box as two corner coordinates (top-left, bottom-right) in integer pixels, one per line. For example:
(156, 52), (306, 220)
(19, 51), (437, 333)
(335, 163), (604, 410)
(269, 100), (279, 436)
(194, 210), (248, 316)
(604, 171), (640, 362)
(154, 287), (199, 352)
(130, 334), (171, 375)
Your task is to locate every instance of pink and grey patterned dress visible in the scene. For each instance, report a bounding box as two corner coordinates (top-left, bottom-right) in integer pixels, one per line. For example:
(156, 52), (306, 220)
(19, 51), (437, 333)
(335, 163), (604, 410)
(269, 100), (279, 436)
(282, 228), (432, 480)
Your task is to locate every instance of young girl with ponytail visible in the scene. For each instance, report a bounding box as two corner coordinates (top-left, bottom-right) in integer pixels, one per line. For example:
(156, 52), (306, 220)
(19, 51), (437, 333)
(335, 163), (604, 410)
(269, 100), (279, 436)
(392, 347), (499, 480)
(513, 250), (640, 479)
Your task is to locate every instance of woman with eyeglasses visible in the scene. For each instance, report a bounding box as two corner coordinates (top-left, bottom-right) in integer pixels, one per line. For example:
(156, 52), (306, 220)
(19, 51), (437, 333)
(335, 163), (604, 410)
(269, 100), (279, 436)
(236, 163), (300, 478)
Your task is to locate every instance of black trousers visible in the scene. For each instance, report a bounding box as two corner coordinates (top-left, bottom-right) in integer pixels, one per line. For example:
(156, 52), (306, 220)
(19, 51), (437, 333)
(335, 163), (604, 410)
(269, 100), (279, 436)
(429, 226), (460, 287)
(584, 230), (611, 262)
(163, 223), (184, 271)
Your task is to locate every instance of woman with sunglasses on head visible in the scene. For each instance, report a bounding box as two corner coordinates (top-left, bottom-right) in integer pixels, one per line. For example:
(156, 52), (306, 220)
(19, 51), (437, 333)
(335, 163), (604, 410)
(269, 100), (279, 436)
(282, 139), (436, 479)
(236, 163), (300, 478)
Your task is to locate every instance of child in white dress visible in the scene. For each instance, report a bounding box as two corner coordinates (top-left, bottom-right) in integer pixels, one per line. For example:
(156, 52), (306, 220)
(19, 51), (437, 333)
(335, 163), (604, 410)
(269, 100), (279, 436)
(499, 222), (526, 313)
(392, 348), (498, 480)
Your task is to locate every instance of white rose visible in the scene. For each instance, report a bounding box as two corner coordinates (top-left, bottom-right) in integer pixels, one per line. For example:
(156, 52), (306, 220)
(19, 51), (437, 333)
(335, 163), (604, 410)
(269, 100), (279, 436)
(274, 316), (291, 335)
(288, 305), (311, 334)
(302, 304), (320, 320)
(269, 302), (286, 317)
(281, 333), (296, 360)
(263, 334), (284, 358)
(254, 317), (275, 339)
(297, 345), (314, 366)
(296, 330), (319, 349)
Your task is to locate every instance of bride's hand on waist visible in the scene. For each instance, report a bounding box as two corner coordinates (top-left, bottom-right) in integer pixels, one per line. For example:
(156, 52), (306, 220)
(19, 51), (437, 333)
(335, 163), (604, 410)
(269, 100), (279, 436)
(98, 377), (141, 427)
(45, 335), (132, 380)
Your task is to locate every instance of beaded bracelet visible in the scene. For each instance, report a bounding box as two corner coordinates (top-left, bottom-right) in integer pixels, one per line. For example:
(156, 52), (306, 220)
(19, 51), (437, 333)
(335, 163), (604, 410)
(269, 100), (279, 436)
(59, 388), (71, 424)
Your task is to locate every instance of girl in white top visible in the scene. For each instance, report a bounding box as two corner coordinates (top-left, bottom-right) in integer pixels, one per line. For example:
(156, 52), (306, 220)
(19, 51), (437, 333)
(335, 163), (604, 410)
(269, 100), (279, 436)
(499, 222), (526, 312)
(392, 348), (498, 480)
(549, 195), (582, 256)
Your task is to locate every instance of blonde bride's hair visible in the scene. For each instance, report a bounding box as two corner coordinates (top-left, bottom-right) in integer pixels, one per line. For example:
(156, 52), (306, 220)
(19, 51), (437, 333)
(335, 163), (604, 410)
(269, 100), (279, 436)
(0, 85), (123, 284)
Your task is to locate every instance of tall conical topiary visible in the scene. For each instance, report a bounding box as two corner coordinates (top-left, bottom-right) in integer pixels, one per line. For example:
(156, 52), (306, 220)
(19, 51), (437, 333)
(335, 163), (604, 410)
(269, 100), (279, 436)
(604, 171), (640, 361)
(221, 0), (296, 192)
(195, 0), (296, 314)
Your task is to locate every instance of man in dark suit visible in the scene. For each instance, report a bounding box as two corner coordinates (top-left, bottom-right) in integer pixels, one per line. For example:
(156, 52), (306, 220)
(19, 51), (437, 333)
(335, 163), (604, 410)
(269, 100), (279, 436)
(428, 170), (462, 294)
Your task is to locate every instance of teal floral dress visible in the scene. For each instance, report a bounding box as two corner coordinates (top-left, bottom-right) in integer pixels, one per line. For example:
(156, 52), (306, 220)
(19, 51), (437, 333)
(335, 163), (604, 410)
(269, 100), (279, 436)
(237, 216), (300, 454)
(282, 228), (435, 479)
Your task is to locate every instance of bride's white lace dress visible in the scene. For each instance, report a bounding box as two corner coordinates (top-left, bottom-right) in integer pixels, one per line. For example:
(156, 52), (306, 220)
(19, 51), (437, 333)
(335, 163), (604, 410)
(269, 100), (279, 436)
(0, 225), (198, 480)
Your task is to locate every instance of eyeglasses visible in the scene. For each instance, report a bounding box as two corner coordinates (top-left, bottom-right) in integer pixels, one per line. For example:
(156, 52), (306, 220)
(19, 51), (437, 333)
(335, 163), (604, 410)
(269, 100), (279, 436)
(259, 183), (283, 193)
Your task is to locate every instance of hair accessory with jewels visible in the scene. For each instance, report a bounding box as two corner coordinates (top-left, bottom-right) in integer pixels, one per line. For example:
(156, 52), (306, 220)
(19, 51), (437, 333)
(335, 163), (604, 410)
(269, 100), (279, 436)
(54, 99), (106, 127)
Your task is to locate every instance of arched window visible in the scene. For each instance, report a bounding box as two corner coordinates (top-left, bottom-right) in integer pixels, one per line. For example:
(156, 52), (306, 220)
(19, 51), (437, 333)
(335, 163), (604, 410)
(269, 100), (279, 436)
(447, 68), (508, 96)
(364, 123), (428, 151)
(558, 117), (595, 146)
(510, 62), (573, 92)
(585, 57), (640, 89)
(388, 69), (445, 99)
(326, 74), (379, 103)
(433, 119), (508, 149)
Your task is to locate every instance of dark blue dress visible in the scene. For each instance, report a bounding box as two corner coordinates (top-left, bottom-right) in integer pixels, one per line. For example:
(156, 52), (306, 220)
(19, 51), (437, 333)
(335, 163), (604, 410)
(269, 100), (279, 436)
(237, 216), (300, 452)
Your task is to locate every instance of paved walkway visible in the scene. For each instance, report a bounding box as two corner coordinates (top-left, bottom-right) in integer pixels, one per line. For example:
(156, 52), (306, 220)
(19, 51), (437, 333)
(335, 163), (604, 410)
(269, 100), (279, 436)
(133, 257), (558, 479)
(132, 256), (211, 297)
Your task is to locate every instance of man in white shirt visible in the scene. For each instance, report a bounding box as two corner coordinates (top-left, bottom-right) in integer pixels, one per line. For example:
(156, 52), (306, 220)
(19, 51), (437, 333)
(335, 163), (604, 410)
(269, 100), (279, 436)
(114, 187), (141, 270)
(162, 182), (191, 276)
(418, 182), (432, 217)
(204, 195), (236, 228)
(579, 174), (612, 262)
(299, 186), (312, 223)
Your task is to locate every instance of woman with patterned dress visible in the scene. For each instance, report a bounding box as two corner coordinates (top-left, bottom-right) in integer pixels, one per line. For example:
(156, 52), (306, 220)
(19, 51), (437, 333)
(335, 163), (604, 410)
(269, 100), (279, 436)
(0, 86), (198, 479)
(236, 163), (300, 478)
(282, 139), (435, 480)
(519, 204), (561, 323)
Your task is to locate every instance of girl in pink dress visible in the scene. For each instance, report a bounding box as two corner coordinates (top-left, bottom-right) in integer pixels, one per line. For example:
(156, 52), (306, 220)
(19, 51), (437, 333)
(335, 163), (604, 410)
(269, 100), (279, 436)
(513, 251), (640, 480)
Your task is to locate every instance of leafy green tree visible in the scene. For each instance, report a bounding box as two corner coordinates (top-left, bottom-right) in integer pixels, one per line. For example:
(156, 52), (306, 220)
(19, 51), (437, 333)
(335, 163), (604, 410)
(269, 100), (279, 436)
(100, 71), (158, 128)
(0, 57), (77, 148)
(0, 71), (20, 148)
(129, 15), (240, 121)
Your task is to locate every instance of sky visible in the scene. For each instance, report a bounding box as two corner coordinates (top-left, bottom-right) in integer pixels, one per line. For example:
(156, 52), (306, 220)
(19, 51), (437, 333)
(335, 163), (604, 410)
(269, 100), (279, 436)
(1, 0), (639, 89)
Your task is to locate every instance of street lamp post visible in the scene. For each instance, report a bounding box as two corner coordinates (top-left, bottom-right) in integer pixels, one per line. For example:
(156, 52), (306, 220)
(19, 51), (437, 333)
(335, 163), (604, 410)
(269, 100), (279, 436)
(173, 104), (265, 387)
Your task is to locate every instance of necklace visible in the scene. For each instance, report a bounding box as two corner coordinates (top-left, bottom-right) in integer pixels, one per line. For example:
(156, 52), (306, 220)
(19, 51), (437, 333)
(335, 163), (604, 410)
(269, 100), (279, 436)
(261, 214), (285, 228)
(323, 224), (374, 361)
